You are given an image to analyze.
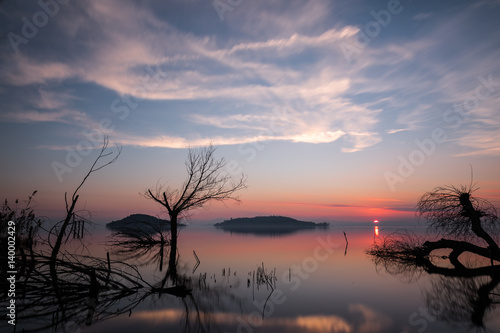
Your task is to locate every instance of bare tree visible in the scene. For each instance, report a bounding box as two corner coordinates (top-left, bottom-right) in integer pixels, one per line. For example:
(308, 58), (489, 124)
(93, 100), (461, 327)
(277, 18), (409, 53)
(369, 182), (499, 265)
(417, 184), (499, 253)
(145, 145), (247, 262)
(49, 136), (121, 264)
(368, 182), (500, 330)
(146, 145), (246, 229)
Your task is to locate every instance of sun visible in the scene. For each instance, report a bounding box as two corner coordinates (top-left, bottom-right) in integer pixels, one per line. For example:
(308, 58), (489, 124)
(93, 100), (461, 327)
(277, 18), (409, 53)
(373, 219), (379, 223)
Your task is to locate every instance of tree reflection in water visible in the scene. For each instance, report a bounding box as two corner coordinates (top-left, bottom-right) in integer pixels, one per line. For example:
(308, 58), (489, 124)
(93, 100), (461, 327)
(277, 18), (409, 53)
(425, 275), (500, 329)
(106, 221), (170, 271)
(10, 248), (150, 332)
(369, 237), (500, 330)
(5, 223), (243, 333)
(108, 225), (244, 332)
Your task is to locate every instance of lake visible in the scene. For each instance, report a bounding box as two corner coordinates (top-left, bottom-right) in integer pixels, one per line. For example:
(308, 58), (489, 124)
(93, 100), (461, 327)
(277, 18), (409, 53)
(10, 223), (500, 333)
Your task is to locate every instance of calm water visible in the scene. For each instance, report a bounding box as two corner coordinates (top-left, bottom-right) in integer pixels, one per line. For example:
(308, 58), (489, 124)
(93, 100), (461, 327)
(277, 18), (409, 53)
(12, 224), (500, 333)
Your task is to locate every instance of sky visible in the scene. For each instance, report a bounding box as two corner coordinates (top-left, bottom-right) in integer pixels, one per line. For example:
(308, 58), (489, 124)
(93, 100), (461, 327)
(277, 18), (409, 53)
(1, 0), (499, 224)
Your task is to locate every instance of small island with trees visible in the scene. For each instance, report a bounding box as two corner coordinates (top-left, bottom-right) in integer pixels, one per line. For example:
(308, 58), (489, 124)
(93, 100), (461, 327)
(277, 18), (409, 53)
(106, 214), (172, 233)
(214, 215), (329, 235)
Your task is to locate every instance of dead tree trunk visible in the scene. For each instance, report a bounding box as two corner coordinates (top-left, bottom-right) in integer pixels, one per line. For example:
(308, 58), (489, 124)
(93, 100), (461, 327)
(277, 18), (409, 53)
(459, 193), (499, 254)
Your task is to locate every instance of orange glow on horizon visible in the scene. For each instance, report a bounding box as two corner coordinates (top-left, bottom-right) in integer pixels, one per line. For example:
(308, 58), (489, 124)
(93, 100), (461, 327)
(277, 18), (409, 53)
(44, 193), (417, 224)
(207, 200), (416, 222)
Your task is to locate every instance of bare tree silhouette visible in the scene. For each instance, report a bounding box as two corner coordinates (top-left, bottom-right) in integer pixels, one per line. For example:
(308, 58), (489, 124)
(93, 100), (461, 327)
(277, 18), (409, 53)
(417, 184), (498, 251)
(145, 144), (246, 281)
(370, 183), (499, 264)
(146, 145), (246, 231)
(49, 136), (121, 263)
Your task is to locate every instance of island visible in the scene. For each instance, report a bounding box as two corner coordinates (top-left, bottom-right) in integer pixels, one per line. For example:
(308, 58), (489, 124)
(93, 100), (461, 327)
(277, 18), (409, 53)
(214, 215), (329, 236)
(106, 214), (180, 233)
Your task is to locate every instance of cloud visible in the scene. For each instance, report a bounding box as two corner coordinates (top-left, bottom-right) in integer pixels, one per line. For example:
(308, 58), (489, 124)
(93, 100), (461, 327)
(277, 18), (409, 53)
(224, 0), (336, 38)
(189, 103), (368, 146)
(4, 54), (75, 86)
(2, 0), (499, 156)
(104, 130), (347, 149)
(341, 132), (381, 153)
(455, 130), (500, 156)
(292, 131), (346, 144)
(473, 0), (500, 8)
(413, 12), (434, 21)
(35, 89), (78, 110)
(386, 128), (409, 134)
(344, 3), (500, 155)
(0, 109), (87, 123)
(227, 27), (358, 54)
(0, 1), (383, 152)
(265, 201), (416, 214)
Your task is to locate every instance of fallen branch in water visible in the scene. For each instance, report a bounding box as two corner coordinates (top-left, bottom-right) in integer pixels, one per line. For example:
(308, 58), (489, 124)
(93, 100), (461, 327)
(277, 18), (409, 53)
(343, 231), (348, 256)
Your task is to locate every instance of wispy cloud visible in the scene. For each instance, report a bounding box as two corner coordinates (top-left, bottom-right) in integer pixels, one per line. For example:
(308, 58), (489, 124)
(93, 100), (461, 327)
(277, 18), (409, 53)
(455, 130), (500, 156)
(1, 1), (379, 151)
(4, 54), (75, 86)
(1, 0), (499, 155)
(96, 130), (348, 149)
(474, 0), (500, 8)
(386, 128), (409, 134)
(35, 89), (78, 110)
(227, 27), (357, 54)
(413, 12), (434, 21)
(0, 109), (87, 123)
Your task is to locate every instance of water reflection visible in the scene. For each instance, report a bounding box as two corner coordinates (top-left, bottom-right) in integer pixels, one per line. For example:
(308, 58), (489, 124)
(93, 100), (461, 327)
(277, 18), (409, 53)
(368, 232), (500, 330)
(106, 226), (245, 332)
(10, 222), (500, 333)
(11, 249), (150, 332)
(107, 222), (170, 271)
(425, 275), (500, 328)
(128, 304), (392, 333)
(214, 223), (329, 237)
(6, 225), (244, 333)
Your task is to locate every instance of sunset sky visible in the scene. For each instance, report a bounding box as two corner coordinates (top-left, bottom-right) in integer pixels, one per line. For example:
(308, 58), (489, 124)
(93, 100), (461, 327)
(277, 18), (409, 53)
(1, 0), (499, 224)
